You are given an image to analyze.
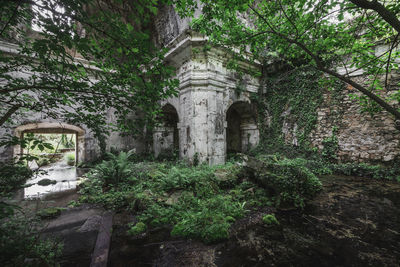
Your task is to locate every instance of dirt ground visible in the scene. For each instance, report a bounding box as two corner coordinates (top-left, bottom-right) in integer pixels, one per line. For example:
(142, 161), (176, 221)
(109, 175), (400, 267)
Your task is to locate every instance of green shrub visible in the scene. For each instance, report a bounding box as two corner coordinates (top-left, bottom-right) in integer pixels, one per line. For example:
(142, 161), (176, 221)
(253, 156), (322, 208)
(37, 207), (64, 219)
(91, 150), (136, 187)
(331, 162), (400, 180)
(0, 164), (32, 195)
(0, 215), (63, 266)
(79, 160), (252, 243)
(65, 152), (75, 166)
(262, 213), (279, 225)
(127, 222), (147, 235)
(79, 155), (322, 244)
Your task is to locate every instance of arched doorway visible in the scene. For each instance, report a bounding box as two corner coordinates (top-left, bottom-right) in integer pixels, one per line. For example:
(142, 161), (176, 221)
(14, 122), (85, 165)
(226, 101), (259, 155)
(153, 104), (179, 159)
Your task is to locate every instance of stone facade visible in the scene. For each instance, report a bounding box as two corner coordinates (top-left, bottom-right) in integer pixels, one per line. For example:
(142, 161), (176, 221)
(154, 31), (261, 164)
(0, 6), (261, 165)
(279, 76), (400, 163)
(310, 85), (400, 163)
(6, 5), (399, 165)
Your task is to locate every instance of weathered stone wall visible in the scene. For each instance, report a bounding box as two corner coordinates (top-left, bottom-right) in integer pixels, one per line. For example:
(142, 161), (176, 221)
(310, 83), (400, 163)
(278, 75), (400, 163)
(155, 31), (261, 165)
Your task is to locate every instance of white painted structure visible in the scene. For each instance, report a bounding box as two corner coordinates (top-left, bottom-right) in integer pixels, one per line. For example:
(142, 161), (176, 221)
(154, 31), (261, 164)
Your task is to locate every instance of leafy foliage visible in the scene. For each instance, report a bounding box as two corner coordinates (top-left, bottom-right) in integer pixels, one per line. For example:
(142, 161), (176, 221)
(321, 127), (339, 163)
(0, 163), (32, 195)
(0, 214), (63, 266)
(65, 152), (75, 166)
(127, 222), (147, 236)
(1, 0), (179, 145)
(79, 156), (271, 243)
(330, 162), (400, 181)
(262, 213), (279, 225)
(90, 150), (136, 187)
(253, 155), (323, 208)
(174, 0), (400, 121)
(79, 151), (328, 243)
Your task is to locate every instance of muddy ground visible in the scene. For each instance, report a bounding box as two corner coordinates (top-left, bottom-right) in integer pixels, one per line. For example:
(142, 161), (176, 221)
(109, 175), (400, 267)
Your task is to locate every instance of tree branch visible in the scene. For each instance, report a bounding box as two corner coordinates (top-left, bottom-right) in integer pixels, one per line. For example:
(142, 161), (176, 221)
(0, 104), (20, 126)
(350, 0), (400, 33)
(248, 4), (400, 120)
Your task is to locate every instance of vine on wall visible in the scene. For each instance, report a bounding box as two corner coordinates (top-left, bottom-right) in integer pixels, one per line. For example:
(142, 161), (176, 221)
(251, 66), (345, 158)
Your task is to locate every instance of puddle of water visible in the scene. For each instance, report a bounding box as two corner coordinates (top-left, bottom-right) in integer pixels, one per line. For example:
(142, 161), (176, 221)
(24, 161), (81, 199)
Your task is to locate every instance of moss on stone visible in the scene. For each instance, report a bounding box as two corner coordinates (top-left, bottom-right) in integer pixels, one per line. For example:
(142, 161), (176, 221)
(37, 179), (57, 186)
(37, 207), (64, 219)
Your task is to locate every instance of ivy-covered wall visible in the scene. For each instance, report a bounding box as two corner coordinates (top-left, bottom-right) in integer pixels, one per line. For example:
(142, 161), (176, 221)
(255, 67), (400, 163)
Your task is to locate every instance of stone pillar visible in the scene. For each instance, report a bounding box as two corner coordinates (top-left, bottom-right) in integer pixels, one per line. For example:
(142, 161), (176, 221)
(77, 134), (85, 164)
(208, 93), (226, 165)
(190, 90), (210, 163)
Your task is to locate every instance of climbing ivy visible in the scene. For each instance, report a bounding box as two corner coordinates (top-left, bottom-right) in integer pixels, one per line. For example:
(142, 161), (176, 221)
(321, 127), (339, 163)
(252, 66), (345, 157)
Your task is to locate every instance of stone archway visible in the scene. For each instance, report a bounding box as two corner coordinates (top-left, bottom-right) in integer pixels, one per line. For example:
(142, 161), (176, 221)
(14, 122), (86, 164)
(226, 101), (259, 155)
(153, 104), (179, 158)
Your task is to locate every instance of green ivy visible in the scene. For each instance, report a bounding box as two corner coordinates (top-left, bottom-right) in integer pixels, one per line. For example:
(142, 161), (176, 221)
(321, 126), (339, 163)
(253, 66), (345, 157)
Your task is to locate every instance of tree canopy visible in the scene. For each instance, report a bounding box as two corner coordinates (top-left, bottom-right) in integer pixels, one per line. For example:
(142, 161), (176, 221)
(175, 0), (400, 126)
(0, 0), (179, 145)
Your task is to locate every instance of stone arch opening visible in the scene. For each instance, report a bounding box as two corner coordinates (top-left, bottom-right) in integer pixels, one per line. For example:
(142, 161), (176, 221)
(14, 122), (85, 165)
(226, 101), (259, 155)
(153, 104), (179, 159)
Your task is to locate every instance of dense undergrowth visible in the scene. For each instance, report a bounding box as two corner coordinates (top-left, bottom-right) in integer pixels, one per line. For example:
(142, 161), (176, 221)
(77, 151), (322, 243)
(0, 164), (63, 266)
(78, 147), (400, 244)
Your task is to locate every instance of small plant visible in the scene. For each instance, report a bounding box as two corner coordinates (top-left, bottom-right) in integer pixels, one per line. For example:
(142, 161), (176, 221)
(91, 150), (135, 187)
(193, 152), (199, 166)
(0, 164), (32, 194)
(127, 222), (147, 235)
(37, 207), (64, 219)
(262, 213), (279, 225)
(65, 152), (75, 166)
(67, 200), (80, 208)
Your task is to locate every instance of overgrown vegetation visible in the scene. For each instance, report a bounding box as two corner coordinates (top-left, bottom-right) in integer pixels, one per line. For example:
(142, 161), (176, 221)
(0, 213), (63, 266)
(0, 135), (64, 265)
(250, 66), (345, 158)
(250, 155), (323, 208)
(262, 214), (279, 225)
(78, 151), (324, 243)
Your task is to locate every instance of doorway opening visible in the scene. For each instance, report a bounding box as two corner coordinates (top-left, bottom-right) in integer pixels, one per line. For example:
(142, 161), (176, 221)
(153, 104), (179, 160)
(226, 101), (259, 156)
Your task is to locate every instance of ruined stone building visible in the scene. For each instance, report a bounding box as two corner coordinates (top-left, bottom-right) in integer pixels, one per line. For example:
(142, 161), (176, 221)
(1, 5), (399, 165)
(0, 5), (261, 165)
